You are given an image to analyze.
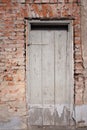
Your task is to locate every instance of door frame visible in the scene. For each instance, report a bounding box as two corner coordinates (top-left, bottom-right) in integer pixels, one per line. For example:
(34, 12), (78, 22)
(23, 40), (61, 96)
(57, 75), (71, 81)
(26, 20), (74, 125)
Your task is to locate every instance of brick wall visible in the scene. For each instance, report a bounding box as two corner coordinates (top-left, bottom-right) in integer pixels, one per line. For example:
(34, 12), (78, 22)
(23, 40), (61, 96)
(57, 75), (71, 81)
(81, 0), (87, 104)
(0, 0), (85, 129)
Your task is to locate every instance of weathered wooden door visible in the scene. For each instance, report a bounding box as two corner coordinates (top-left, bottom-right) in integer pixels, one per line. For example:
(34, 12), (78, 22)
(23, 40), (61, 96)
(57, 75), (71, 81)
(27, 23), (73, 128)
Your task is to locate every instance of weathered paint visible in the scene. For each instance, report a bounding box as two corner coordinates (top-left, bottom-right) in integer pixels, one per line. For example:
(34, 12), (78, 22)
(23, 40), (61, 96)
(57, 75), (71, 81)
(27, 22), (74, 128)
(28, 104), (75, 126)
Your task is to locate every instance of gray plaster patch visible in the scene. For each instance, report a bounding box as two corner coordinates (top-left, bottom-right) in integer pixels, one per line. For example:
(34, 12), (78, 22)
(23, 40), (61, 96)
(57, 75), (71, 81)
(28, 104), (75, 126)
(43, 108), (54, 125)
(28, 108), (43, 125)
(75, 105), (87, 126)
(54, 106), (70, 125)
(0, 116), (27, 130)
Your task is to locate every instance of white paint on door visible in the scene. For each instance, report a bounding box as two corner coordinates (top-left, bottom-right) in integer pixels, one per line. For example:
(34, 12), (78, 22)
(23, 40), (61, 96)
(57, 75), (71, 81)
(27, 24), (74, 127)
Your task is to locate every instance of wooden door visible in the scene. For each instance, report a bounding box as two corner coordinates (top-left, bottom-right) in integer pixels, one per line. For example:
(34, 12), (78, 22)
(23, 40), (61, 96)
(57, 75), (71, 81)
(27, 24), (73, 128)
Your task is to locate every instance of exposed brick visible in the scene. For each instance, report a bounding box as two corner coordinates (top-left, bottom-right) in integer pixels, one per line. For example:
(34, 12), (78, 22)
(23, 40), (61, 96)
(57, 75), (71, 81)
(42, 0), (49, 3)
(50, 0), (57, 3)
(75, 92), (83, 105)
(0, 0), (84, 129)
(4, 75), (13, 81)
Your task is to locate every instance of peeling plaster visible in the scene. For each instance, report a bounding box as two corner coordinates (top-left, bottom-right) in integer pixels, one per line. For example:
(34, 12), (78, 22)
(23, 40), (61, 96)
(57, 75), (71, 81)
(55, 104), (70, 118)
(28, 104), (75, 126)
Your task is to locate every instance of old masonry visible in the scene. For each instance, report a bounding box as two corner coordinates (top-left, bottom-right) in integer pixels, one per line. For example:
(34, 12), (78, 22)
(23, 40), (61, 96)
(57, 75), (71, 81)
(0, 0), (87, 130)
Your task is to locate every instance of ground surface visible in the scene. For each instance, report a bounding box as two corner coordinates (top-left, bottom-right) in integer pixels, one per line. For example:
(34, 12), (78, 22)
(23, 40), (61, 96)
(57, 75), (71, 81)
(27, 126), (87, 130)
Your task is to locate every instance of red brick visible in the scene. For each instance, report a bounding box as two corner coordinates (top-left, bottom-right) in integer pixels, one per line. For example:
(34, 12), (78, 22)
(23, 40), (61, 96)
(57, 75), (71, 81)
(4, 75), (13, 81)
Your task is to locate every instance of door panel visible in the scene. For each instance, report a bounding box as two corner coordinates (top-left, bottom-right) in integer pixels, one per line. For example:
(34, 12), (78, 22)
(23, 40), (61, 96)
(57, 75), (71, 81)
(55, 30), (67, 104)
(30, 30), (42, 45)
(29, 45), (42, 105)
(54, 30), (69, 125)
(28, 25), (73, 127)
(42, 31), (54, 125)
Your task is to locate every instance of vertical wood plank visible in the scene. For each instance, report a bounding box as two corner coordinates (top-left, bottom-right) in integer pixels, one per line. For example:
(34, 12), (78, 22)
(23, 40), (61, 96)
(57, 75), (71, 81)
(28, 44), (43, 125)
(54, 29), (71, 125)
(55, 29), (67, 104)
(42, 31), (54, 125)
(30, 30), (42, 44)
(29, 45), (42, 105)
